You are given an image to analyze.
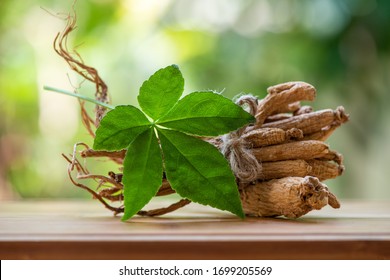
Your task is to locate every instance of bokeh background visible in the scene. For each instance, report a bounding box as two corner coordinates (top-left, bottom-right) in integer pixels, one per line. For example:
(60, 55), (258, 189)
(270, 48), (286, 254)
(1, 0), (389, 200)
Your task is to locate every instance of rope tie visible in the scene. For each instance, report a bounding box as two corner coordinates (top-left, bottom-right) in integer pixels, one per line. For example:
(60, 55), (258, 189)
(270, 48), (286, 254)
(221, 95), (262, 183)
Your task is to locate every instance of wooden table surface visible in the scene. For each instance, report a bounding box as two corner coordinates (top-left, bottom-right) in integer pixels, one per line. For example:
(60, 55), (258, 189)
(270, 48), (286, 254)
(0, 199), (389, 259)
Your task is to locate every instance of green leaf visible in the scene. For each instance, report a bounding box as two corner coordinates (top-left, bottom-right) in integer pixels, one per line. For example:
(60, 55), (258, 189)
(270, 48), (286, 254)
(93, 105), (151, 151)
(157, 91), (255, 136)
(157, 128), (244, 218)
(138, 65), (184, 120)
(122, 129), (163, 221)
(90, 64), (252, 220)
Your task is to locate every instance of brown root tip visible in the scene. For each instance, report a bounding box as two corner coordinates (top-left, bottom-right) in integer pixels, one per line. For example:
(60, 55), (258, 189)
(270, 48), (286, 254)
(328, 191), (341, 209)
(335, 106), (350, 124)
(302, 176), (329, 210)
(267, 81), (316, 97)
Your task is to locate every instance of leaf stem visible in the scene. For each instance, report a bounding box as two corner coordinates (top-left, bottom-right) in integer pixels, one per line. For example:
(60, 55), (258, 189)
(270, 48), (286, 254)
(43, 85), (115, 110)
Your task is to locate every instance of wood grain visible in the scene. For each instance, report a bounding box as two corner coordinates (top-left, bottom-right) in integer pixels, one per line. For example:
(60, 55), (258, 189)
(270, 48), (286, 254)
(0, 199), (389, 259)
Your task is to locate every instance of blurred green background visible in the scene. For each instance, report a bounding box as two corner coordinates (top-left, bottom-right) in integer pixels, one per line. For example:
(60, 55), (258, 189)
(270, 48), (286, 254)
(1, 0), (389, 201)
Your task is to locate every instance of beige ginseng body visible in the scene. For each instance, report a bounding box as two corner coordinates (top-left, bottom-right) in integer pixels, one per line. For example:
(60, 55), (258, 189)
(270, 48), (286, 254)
(217, 82), (348, 218)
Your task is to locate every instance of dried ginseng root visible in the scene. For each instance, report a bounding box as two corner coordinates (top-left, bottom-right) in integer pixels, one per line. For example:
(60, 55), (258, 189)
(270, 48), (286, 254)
(225, 81), (349, 218)
(240, 176), (340, 218)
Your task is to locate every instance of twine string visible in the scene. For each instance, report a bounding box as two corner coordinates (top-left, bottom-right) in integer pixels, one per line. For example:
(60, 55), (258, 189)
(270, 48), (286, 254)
(221, 95), (262, 183)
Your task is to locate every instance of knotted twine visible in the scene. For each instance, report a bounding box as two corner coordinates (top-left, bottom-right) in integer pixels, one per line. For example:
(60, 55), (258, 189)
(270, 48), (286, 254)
(221, 95), (263, 184)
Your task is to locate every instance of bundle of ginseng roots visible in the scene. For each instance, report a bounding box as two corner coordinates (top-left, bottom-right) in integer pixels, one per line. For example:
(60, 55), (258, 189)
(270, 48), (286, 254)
(65, 80), (349, 219)
(219, 82), (349, 218)
(58, 13), (348, 219)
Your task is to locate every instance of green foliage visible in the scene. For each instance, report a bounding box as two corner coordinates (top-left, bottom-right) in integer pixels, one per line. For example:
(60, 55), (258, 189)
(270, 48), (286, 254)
(158, 91), (255, 136)
(93, 65), (254, 220)
(138, 65), (184, 120)
(158, 129), (244, 218)
(121, 129), (163, 221)
(94, 105), (151, 151)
